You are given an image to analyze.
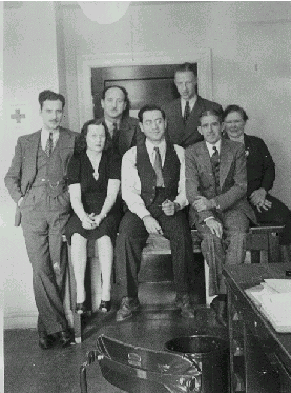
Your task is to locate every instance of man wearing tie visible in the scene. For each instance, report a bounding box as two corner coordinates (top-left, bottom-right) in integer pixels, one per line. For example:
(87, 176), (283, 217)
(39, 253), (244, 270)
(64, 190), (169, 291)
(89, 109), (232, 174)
(5, 91), (78, 349)
(162, 62), (223, 148)
(116, 104), (195, 321)
(95, 85), (141, 156)
(185, 110), (256, 326)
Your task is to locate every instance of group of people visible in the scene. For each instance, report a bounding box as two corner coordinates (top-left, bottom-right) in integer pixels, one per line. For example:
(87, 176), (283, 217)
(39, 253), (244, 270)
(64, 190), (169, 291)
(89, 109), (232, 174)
(5, 63), (291, 349)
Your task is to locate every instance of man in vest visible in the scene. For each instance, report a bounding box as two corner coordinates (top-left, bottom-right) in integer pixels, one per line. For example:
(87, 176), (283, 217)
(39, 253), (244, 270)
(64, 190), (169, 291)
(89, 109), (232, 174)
(162, 62), (223, 148)
(5, 90), (78, 349)
(185, 110), (256, 327)
(95, 85), (141, 157)
(116, 104), (195, 321)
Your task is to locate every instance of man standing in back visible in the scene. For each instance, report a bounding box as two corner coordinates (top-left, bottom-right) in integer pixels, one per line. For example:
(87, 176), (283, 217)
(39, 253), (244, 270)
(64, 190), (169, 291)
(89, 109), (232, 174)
(5, 91), (78, 349)
(95, 85), (141, 156)
(162, 62), (223, 148)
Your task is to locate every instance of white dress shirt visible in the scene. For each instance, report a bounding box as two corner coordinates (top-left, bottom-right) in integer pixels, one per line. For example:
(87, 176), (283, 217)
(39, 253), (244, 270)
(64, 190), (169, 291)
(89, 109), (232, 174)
(181, 96), (197, 117)
(121, 139), (188, 219)
(205, 139), (221, 157)
(41, 128), (59, 151)
(104, 119), (121, 137)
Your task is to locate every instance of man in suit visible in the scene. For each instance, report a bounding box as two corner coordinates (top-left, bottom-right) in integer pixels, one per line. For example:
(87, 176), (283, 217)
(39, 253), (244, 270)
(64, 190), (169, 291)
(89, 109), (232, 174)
(223, 104), (291, 262)
(162, 62), (223, 148)
(116, 104), (195, 321)
(95, 85), (141, 156)
(185, 109), (256, 326)
(5, 90), (78, 349)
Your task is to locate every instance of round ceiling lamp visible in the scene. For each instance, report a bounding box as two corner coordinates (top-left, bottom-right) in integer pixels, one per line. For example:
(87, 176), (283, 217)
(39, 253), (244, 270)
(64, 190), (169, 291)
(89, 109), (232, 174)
(78, 1), (131, 24)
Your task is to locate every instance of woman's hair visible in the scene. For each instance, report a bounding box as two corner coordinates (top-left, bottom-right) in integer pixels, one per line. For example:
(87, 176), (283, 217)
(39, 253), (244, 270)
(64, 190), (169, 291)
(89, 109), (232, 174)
(223, 105), (249, 122)
(75, 119), (112, 153)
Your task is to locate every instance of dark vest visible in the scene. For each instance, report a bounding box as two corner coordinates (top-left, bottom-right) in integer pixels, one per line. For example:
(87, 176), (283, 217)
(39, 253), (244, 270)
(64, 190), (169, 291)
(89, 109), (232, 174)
(136, 139), (180, 208)
(33, 138), (66, 197)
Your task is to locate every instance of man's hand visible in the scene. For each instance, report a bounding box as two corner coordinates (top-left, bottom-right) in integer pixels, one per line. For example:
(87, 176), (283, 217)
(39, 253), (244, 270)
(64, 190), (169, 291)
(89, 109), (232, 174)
(82, 213), (97, 230)
(193, 196), (214, 213)
(143, 215), (163, 235)
(161, 199), (180, 216)
(250, 188), (267, 206)
(250, 188), (272, 212)
(205, 218), (223, 238)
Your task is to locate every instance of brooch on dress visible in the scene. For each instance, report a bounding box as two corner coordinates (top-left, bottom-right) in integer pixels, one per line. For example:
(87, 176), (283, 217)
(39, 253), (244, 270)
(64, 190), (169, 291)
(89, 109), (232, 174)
(245, 148), (249, 157)
(92, 170), (99, 181)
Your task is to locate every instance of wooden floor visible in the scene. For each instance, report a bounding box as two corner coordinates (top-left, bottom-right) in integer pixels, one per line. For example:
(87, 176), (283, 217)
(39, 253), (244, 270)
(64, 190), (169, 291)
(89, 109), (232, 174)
(4, 255), (228, 393)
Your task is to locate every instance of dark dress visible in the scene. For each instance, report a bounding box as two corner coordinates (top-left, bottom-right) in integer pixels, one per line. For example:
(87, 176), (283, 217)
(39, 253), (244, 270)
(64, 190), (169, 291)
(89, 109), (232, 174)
(65, 150), (122, 245)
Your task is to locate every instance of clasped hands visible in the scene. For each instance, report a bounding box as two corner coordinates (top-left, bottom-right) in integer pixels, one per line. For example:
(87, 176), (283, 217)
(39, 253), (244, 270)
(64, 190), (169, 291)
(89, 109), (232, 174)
(82, 213), (103, 230)
(250, 188), (272, 213)
(143, 199), (179, 235)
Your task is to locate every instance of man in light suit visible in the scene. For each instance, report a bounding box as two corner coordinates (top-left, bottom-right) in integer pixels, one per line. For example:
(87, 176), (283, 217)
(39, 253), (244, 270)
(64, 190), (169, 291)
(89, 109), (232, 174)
(162, 62), (223, 148)
(185, 109), (256, 326)
(95, 85), (141, 156)
(5, 91), (78, 349)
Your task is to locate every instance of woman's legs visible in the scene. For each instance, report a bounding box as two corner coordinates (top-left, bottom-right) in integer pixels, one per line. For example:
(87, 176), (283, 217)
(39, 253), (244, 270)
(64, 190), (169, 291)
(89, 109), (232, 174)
(70, 233), (87, 304)
(96, 235), (113, 301)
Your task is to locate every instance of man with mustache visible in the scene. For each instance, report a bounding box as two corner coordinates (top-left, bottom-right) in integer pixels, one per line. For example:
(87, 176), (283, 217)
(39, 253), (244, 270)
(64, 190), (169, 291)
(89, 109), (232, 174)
(5, 90), (78, 349)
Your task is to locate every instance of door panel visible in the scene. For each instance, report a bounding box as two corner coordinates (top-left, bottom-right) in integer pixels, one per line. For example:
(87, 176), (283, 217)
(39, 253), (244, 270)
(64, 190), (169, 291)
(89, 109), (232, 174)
(91, 63), (197, 119)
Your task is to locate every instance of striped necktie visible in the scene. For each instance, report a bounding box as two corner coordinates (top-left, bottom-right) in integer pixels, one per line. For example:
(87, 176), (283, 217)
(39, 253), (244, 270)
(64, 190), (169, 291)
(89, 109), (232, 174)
(184, 101), (190, 123)
(153, 146), (164, 187)
(45, 132), (54, 157)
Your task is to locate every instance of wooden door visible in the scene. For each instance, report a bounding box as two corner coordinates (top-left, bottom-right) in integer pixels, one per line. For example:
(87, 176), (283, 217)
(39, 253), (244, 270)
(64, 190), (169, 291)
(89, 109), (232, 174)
(91, 63), (197, 119)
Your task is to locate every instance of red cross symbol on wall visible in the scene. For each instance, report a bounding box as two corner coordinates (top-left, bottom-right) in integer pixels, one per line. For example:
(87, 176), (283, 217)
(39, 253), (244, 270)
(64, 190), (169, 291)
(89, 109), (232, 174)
(11, 109), (25, 123)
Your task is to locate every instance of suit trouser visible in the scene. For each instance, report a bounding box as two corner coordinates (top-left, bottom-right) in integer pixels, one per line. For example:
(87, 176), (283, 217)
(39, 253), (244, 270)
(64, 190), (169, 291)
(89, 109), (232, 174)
(195, 208), (249, 296)
(116, 210), (194, 299)
(252, 194), (291, 245)
(21, 207), (69, 335)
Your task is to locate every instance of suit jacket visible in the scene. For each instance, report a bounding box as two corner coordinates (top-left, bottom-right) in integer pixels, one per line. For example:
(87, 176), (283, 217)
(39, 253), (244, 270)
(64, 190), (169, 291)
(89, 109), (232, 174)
(96, 116), (141, 156)
(244, 134), (275, 197)
(185, 138), (256, 226)
(5, 127), (78, 204)
(162, 95), (223, 148)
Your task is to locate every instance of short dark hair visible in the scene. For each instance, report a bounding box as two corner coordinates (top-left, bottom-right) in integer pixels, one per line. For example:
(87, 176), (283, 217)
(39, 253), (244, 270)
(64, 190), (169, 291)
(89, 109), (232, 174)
(75, 119), (112, 153)
(138, 105), (166, 123)
(38, 90), (65, 110)
(174, 62), (197, 78)
(223, 105), (249, 122)
(200, 109), (222, 124)
(101, 85), (130, 116)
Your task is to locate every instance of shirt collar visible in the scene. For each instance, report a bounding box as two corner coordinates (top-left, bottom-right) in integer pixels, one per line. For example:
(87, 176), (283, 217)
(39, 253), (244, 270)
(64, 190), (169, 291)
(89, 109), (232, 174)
(104, 118), (121, 130)
(206, 139), (221, 156)
(181, 95), (197, 110)
(145, 138), (166, 161)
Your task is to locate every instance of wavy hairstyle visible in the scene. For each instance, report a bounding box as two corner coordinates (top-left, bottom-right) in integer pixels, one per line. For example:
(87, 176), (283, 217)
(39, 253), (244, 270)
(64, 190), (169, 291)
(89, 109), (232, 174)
(75, 119), (112, 154)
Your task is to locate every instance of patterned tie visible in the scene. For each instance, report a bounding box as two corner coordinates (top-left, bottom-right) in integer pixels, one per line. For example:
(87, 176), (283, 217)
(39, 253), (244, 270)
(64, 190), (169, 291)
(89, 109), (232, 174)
(45, 132), (54, 157)
(112, 122), (118, 138)
(184, 101), (190, 124)
(153, 146), (164, 187)
(210, 145), (221, 194)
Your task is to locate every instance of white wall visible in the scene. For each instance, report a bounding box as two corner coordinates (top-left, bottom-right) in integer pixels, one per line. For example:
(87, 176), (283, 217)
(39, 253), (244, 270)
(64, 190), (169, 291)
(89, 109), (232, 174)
(62, 1), (291, 207)
(2, 1), (61, 328)
(2, 1), (291, 329)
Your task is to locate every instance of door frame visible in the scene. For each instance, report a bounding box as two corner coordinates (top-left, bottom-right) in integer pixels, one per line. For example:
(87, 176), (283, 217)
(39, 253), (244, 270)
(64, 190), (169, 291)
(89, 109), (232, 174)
(77, 48), (213, 130)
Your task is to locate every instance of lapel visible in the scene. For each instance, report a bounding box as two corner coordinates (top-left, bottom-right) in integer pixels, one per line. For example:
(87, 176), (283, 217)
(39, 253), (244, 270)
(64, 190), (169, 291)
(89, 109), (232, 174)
(220, 139), (233, 188)
(173, 99), (184, 129)
(186, 95), (206, 130)
(23, 130), (41, 174)
(198, 142), (213, 179)
(119, 116), (135, 153)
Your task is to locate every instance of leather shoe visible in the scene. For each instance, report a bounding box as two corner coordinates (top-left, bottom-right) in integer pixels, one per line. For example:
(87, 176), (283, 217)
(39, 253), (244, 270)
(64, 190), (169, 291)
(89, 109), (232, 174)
(38, 333), (55, 350)
(58, 330), (71, 348)
(116, 297), (140, 322)
(210, 297), (227, 328)
(76, 302), (86, 314)
(99, 300), (111, 313)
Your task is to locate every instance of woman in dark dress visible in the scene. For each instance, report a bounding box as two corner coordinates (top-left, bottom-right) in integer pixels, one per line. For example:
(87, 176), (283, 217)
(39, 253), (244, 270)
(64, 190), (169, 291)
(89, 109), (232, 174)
(65, 120), (121, 313)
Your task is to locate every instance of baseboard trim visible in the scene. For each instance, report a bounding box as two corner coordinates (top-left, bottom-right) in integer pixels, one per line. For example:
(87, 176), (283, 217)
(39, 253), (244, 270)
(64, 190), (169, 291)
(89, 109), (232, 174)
(4, 311), (73, 330)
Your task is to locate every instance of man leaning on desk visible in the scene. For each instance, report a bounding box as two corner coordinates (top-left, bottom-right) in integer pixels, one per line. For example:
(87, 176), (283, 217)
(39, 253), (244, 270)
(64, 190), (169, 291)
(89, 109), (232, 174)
(185, 109), (256, 327)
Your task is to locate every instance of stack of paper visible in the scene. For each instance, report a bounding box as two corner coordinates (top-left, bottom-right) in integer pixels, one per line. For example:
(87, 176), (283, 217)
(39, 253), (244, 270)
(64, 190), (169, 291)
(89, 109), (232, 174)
(246, 279), (291, 333)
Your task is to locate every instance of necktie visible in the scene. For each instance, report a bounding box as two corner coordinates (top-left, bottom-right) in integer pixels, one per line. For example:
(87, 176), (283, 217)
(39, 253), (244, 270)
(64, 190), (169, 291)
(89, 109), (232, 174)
(210, 145), (221, 194)
(153, 146), (164, 187)
(112, 122), (118, 139)
(45, 132), (54, 157)
(184, 101), (190, 123)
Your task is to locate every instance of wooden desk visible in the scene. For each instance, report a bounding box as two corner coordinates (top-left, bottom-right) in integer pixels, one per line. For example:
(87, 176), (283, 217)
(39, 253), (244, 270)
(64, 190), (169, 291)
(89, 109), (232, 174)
(224, 263), (291, 393)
